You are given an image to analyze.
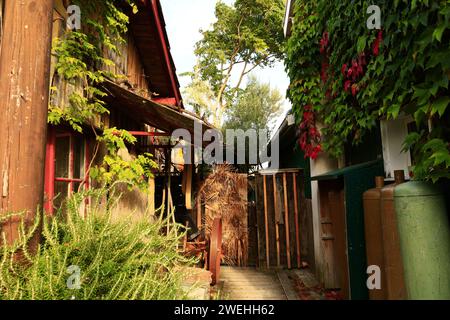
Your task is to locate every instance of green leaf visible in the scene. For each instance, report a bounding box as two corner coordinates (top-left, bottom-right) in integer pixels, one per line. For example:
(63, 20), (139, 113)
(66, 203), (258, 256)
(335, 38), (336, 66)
(432, 23), (447, 42)
(356, 36), (367, 53)
(432, 96), (450, 117)
(430, 151), (450, 167)
(388, 104), (400, 119)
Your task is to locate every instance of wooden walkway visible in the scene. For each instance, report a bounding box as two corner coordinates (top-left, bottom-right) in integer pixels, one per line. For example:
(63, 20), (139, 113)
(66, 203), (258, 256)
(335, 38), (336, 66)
(220, 266), (287, 300)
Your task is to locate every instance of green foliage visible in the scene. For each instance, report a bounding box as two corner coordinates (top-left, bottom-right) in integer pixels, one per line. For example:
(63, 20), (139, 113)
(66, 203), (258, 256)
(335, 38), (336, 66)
(50, 0), (134, 129)
(49, 1), (156, 190)
(223, 76), (284, 133)
(285, 0), (450, 181)
(0, 188), (195, 300)
(185, 0), (285, 126)
(181, 69), (217, 120)
(403, 132), (450, 182)
(90, 128), (157, 191)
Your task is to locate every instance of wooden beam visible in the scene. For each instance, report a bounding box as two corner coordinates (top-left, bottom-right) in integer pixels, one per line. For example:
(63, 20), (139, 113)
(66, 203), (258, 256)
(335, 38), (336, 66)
(293, 172), (301, 268)
(148, 175), (155, 216)
(283, 173), (292, 269)
(196, 196), (202, 231)
(272, 174), (281, 268)
(0, 0), (54, 247)
(263, 175), (270, 268)
(127, 131), (170, 137)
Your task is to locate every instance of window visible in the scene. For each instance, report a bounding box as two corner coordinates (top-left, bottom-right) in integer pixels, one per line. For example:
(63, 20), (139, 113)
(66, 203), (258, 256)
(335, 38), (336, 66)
(45, 127), (90, 214)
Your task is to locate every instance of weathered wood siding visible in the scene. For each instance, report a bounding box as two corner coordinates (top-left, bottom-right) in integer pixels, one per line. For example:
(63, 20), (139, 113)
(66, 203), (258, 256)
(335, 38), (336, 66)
(49, 0), (152, 119)
(126, 34), (151, 98)
(0, 0), (3, 49)
(49, 1), (85, 121)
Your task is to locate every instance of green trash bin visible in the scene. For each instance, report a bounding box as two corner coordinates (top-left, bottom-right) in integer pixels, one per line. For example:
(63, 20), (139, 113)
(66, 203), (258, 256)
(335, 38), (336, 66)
(394, 181), (450, 300)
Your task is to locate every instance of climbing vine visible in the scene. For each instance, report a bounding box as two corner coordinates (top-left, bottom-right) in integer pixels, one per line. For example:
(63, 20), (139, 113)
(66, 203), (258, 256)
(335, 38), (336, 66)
(49, 0), (156, 190)
(285, 0), (450, 181)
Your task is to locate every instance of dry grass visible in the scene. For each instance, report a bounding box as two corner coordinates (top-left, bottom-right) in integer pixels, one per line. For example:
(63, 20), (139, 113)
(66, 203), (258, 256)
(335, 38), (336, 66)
(196, 165), (248, 266)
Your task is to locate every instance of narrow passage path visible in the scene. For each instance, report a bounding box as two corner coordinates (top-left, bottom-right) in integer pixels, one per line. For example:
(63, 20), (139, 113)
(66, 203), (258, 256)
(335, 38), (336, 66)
(220, 266), (287, 300)
(219, 266), (334, 300)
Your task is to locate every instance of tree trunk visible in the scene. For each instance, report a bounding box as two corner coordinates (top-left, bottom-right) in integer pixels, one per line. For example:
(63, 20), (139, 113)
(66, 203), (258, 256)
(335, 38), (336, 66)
(0, 0), (54, 246)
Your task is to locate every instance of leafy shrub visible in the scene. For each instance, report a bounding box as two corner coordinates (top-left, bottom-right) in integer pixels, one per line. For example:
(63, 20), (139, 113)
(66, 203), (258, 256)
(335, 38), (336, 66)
(0, 188), (194, 300)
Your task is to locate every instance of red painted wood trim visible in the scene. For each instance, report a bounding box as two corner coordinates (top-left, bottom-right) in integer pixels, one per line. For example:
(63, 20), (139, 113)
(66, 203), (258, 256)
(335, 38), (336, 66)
(84, 138), (90, 191)
(84, 138), (90, 217)
(153, 97), (177, 106)
(128, 131), (170, 136)
(69, 135), (75, 193)
(55, 177), (84, 183)
(151, 0), (182, 107)
(44, 126), (56, 215)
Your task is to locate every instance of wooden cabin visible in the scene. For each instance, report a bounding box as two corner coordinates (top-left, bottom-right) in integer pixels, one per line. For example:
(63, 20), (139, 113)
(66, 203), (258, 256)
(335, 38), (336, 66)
(44, 0), (213, 220)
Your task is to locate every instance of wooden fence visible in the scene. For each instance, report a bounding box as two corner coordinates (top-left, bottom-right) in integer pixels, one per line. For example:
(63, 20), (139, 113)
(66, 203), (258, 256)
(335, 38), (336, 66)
(249, 169), (310, 269)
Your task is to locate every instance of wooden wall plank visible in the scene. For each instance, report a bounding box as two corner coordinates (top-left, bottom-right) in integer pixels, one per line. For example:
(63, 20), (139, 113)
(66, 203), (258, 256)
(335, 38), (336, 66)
(283, 173), (292, 269)
(293, 172), (301, 268)
(263, 175), (270, 268)
(255, 175), (266, 268)
(272, 175), (281, 267)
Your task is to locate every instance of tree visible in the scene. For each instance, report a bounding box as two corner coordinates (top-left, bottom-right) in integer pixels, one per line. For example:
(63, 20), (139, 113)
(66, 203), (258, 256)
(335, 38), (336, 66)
(223, 76), (284, 173)
(181, 67), (217, 121)
(184, 0), (285, 127)
(224, 76), (284, 133)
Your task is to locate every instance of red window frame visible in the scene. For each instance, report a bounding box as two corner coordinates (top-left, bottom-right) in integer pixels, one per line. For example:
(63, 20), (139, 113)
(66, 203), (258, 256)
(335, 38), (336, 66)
(44, 126), (90, 215)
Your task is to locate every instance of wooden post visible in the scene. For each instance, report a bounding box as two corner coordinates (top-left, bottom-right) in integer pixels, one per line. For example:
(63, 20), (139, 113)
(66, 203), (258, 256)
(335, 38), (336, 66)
(183, 220), (189, 251)
(293, 172), (301, 268)
(148, 175), (155, 216)
(262, 175), (270, 268)
(272, 174), (281, 268)
(0, 0), (54, 246)
(283, 173), (292, 269)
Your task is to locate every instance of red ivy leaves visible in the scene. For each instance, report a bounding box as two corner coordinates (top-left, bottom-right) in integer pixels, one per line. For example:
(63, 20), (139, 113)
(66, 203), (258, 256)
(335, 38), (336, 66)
(372, 30), (383, 56)
(298, 105), (322, 160)
(340, 30), (383, 97)
(320, 32), (331, 83)
(297, 32), (332, 159)
(298, 30), (384, 160)
(319, 31), (329, 54)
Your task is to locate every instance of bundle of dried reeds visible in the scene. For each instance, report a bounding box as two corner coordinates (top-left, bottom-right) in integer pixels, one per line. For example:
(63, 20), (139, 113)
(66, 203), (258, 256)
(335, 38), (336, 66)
(196, 164), (248, 266)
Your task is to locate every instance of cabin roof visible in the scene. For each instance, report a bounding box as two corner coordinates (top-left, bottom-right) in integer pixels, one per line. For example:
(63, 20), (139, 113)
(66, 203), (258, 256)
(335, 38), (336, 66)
(101, 80), (213, 145)
(130, 0), (182, 108)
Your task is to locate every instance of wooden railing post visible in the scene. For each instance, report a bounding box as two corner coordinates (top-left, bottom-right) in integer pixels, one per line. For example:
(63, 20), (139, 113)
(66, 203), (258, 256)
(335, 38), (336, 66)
(0, 0), (54, 246)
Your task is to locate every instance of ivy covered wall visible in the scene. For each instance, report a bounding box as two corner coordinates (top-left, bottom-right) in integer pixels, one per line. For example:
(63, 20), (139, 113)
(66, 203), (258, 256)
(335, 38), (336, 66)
(285, 0), (450, 182)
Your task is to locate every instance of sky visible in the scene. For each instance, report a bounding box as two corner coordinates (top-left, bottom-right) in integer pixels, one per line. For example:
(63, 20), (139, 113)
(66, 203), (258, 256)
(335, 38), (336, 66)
(160, 0), (292, 131)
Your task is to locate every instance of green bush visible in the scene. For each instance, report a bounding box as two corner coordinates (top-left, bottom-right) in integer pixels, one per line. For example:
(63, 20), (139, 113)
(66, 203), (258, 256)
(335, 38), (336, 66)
(0, 188), (194, 300)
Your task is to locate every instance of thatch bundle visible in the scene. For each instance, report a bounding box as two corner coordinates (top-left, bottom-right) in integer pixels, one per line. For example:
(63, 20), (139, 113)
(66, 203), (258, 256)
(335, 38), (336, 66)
(196, 165), (248, 266)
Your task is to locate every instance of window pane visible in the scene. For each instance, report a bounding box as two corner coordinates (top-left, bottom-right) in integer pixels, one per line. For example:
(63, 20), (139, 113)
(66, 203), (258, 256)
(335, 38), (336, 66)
(55, 136), (70, 178)
(73, 136), (85, 179)
(54, 181), (69, 210)
(73, 182), (82, 193)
